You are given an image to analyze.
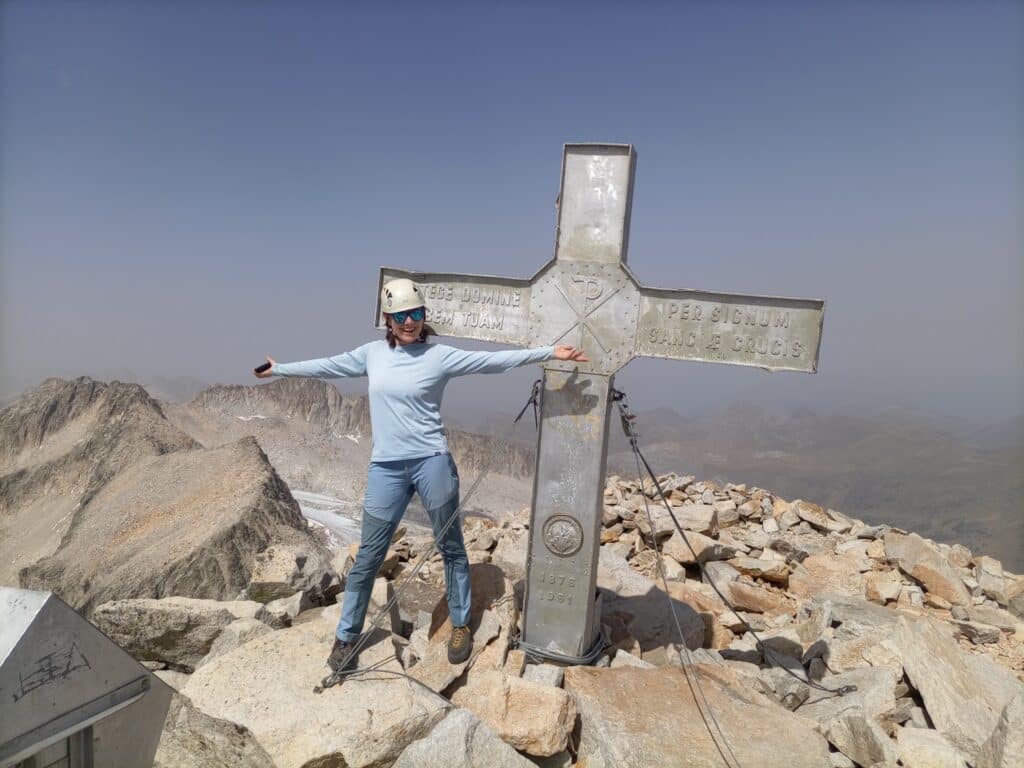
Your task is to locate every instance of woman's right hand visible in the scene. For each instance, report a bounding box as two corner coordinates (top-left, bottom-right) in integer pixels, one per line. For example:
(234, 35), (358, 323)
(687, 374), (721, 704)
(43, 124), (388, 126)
(553, 344), (589, 363)
(254, 356), (276, 378)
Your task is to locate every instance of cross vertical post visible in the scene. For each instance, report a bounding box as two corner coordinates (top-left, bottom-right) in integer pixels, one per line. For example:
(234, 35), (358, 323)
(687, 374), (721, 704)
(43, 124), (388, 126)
(519, 145), (637, 658)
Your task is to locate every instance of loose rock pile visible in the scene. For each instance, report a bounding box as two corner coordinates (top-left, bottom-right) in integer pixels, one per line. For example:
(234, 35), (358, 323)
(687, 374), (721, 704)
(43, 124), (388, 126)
(110, 474), (1022, 767)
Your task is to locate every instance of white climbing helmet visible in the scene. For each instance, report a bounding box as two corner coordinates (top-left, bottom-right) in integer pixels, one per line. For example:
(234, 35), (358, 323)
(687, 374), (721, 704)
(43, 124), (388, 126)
(380, 278), (424, 314)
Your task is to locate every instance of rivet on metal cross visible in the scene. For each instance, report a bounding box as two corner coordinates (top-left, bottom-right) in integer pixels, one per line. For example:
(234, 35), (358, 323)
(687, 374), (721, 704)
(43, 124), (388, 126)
(375, 143), (825, 660)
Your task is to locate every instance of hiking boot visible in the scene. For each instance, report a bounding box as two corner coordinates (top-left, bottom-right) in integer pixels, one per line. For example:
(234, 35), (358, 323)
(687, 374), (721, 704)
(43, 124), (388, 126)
(328, 638), (357, 673)
(448, 625), (472, 664)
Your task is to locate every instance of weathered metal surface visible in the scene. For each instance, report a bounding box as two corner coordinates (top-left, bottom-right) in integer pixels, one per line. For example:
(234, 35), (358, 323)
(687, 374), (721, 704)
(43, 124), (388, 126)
(375, 141), (826, 660)
(527, 260), (639, 376)
(376, 268), (532, 346)
(636, 286), (825, 373)
(0, 587), (172, 767)
(519, 145), (635, 655)
(522, 370), (613, 656)
(556, 144), (636, 265)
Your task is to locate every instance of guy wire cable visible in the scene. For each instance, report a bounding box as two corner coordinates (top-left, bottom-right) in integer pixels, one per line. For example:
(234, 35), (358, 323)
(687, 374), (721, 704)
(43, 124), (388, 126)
(315, 380), (543, 693)
(516, 625), (608, 666)
(326, 655), (455, 705)
(622, 398), (743, 768)
(610, 388), (857, 700)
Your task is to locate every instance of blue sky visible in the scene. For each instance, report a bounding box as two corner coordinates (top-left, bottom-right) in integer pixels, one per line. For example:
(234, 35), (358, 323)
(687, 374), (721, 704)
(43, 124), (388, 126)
(2, 1), (1021, 424)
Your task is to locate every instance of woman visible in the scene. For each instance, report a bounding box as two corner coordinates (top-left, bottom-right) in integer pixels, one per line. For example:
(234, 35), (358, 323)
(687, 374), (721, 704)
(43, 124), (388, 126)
(255, 278), (587, 670)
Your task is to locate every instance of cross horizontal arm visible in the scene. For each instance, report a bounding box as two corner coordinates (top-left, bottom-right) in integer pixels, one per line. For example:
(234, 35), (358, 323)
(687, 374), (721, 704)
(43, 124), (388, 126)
(635, 286), (825, 373)
(377, 267), (533, 347)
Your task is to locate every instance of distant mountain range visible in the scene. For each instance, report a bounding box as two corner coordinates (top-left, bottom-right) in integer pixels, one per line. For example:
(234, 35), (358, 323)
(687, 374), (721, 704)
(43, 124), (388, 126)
(4, 372), (1020, 570)
(458, 399), (1022, 570)
(599, 402), (1023, 571)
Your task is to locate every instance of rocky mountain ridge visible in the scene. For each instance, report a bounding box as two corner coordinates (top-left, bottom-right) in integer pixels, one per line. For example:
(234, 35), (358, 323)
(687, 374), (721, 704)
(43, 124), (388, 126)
(153, 377), (537, 524)
(191, 378), (373, 435)
(188, 377), (536, 478)
(0, 377), (200, 584)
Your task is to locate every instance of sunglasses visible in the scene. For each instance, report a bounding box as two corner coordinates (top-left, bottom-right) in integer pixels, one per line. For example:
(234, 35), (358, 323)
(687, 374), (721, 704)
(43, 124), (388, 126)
(391, 307), (425, 323)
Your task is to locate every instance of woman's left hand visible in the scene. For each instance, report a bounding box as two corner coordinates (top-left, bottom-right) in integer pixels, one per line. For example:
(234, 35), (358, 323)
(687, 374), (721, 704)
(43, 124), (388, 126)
(553, 344), (589, 362)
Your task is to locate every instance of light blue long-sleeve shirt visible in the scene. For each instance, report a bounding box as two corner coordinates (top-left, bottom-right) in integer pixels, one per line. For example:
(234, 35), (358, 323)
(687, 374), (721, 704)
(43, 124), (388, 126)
(272, 340), (554, 462)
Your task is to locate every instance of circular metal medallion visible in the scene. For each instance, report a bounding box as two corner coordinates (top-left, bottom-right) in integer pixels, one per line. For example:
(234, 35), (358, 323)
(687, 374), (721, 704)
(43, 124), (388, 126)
(542, 514), (584, 557)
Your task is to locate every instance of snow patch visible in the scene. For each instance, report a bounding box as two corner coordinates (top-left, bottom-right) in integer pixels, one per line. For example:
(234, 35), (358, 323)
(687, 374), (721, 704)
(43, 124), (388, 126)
(291, 489), (363, 547)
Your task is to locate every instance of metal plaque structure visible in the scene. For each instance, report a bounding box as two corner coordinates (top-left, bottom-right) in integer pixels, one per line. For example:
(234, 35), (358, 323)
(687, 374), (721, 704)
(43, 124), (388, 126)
(375, 143), (825, 659)
(1, 588), (174, 767)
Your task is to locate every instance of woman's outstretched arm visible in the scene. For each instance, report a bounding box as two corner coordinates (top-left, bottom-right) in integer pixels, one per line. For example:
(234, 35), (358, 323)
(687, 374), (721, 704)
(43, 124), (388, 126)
(269, 343), (372, 379)
(439, 344), (587, 377)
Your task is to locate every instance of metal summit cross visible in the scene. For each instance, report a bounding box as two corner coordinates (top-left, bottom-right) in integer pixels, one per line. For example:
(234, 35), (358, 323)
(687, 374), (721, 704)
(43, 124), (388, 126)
(375, 143), (825, 661)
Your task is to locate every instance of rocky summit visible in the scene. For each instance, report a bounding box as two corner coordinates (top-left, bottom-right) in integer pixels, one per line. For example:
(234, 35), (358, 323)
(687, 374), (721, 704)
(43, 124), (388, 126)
(116, 476), (1024, 767)
(2, 378), (1023, 767)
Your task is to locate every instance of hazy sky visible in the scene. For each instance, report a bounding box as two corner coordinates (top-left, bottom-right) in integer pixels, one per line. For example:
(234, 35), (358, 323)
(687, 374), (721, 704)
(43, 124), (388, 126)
(2, 1), (1021, 426)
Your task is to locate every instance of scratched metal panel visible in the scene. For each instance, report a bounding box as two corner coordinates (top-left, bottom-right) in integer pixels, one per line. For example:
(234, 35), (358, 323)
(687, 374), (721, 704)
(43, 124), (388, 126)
(521, 370), (613, 656)
(376, 267), (532, 346)
(556, 144), (636, 265)
(0, 588), (169, 764)
(636, 287), (825, 373)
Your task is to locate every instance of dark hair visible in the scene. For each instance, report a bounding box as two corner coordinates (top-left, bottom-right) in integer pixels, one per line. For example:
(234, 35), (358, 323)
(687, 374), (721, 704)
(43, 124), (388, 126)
(385, 314), (436, 348)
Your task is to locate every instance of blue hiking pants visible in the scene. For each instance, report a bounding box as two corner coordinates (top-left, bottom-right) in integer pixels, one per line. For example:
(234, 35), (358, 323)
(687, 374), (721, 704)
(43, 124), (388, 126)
(336, 452), (469, 643)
